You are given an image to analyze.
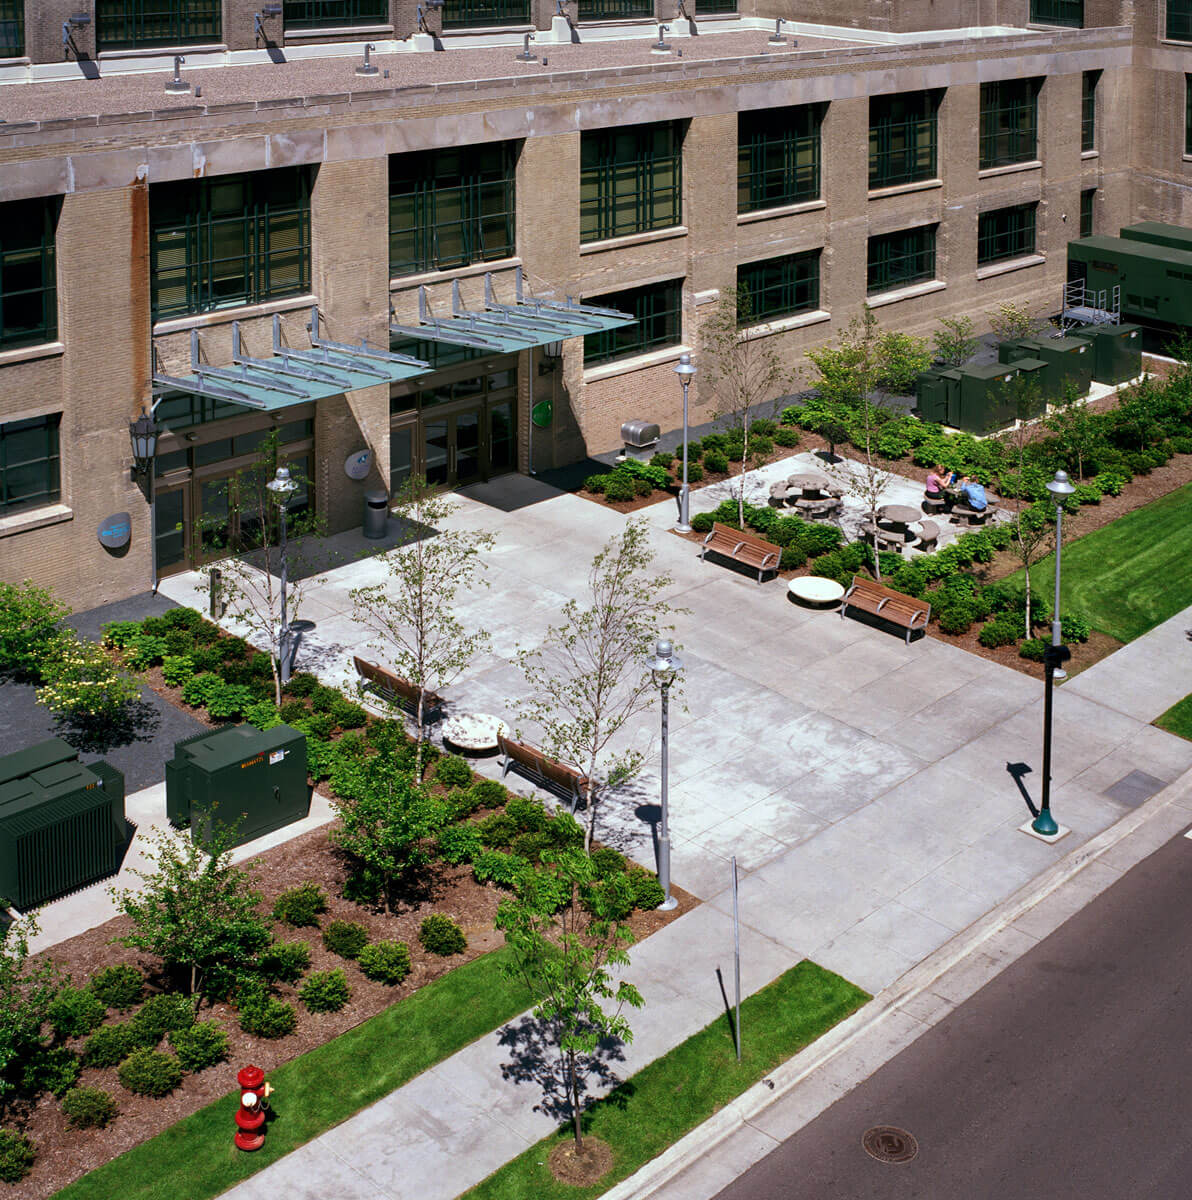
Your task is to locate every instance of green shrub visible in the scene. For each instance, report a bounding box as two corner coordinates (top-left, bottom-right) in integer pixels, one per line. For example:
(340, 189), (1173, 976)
(582, 873), (635, 921)
(780, 545), (808, 570)
(0, 579), (70, 681)
(300, 969), (352, 1014)
(0, 1130), (36, 1183)
(1072, 483), (1102, 506)
(584, 473), (611, 494)
(129, 993), (195, 1045)
(650, 451), (674, 469)
(126, 634), (168, 670)
(83, 1023), (139, 1068)
(160, 606), (202, 634)
(590, 847), (627, 879)
(627, 866), (666, 911)
(272, 881), (328, 927)
(604, 474), (636, 503)
(510, 831), (548, 860)
(238, 993), (297, 1039)
(89, 964), (144, 1011)
(22, 1047), (81, 1098)
(49, 983), (106, 1040)
(322, 920), (370, 960)
(160, 655), (195, 687)
(284, 672), (319, 697)
(690, 512), (715, 533)
(632, 477), (653, 497)
(331, 698), (368, 730)
(1018, 638), (1048, 662)
(477, 811), (518, 849)
(188, 646), (224, 674)
(357, 940), (412, 985)
(244, 699), (282, 731)
(472, 850), (530, 888)
(505, 795), (549, 832)
(800, 524), (843, 556)
(543, 811), (585, 850)
(101, 620), (143, 649)
(1092, 470), (1127, 496)
(438, 822), (483, 865)
(169, 1021), (229, 1072)
(117, 1048), (183, 1097)
(61, 1086), (119, 1129)
(279, 699), (309, 723)
(308, 684), (339, 713)
(773, 427), (800, 447)
(978, 618), (1021, 649)
(259, 940), (312, 984)
(419, 914), (467, 956)
(704, 451), (730, 474)
(181, 672), (225, 708)
(435, 754), (473, 788)
(1061, 612), (1092, 642)
(750, 434), (774, 456)
(296, 711), (336, 740)
(206, 683), (255, 720)
(936, 604), (976, 636)
(216, 636), (248, 663)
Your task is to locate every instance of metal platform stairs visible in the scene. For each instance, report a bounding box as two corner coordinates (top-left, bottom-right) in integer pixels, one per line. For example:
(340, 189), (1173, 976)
(1060, 280), (1120, 333)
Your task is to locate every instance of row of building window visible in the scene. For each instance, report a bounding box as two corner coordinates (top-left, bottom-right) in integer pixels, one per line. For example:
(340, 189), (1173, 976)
(0, 0), (736, 56)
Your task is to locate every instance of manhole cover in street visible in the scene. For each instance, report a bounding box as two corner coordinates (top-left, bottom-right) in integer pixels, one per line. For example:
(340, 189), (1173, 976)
(862, 1126), (918, 1163)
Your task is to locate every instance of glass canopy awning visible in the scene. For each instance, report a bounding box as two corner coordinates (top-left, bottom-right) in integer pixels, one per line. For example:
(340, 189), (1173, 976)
(152, 308), (431, 412)
(389, 267), (635, 352)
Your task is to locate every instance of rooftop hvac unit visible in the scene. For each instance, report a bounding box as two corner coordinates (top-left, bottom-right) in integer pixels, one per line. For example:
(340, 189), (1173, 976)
(165, 723), (309, 850)
(0, 739), (126, 910)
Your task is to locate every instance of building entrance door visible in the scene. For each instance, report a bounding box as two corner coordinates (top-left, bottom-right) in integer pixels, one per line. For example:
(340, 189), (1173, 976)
(422, 405), (484, 489)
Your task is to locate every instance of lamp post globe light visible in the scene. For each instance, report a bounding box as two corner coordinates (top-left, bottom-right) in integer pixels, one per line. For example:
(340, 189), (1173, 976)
(648, 638), (682, 910)
(266, 466), (298, 685)
(673, 353), (697, 534)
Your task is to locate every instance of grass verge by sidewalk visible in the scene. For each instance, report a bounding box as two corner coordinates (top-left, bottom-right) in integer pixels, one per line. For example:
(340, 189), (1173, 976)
(53, 947), (531, 1200)
(462, 960), (869, 1200)
(1156, 693), (1192, 741)
(1013, 481), (1192, 643)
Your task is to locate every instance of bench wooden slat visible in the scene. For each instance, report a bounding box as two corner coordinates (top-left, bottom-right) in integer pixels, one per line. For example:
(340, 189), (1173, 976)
(701, 522), (782, 583)
(840, 576), (931, 644)
(497, 733), (592, 812)
(353, 656), (445, 719)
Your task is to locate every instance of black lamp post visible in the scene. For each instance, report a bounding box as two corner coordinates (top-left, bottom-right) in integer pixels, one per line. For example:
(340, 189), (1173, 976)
(673, 353), (696, 533)
(1032, 641), (1072, 837)
(648, 638), (682, 911)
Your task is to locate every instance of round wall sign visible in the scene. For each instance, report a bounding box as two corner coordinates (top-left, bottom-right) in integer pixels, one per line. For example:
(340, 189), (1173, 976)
(344, 449), (373, 480)
(98, 512), (132, 550)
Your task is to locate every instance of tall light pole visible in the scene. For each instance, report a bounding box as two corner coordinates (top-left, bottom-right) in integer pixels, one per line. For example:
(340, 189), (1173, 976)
(266, 466), (297, 685)
(673, 353), (697, 533)
(648, 638), (682, 910)
(1047, 469), (1076, 681)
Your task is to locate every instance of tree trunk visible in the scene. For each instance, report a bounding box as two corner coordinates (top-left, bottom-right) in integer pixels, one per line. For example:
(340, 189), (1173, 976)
(737, 421), (749, 528)
(872, 527), (882, 581)
(568, 1047), (583, 1150)
(414, 692), (425, 781)
(582, 759), (598, 854)
(271, 658), (282, 708)
(1024, 577), (1032, 639)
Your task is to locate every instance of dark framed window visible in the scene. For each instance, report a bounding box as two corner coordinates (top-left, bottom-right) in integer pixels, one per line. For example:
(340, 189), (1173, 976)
(0, 0), (23, 57)
(737, 252), (820, 325)
(869, 91), (940, 189)
(578, 0), (651, 17)
(0, 414), (61, 515)
(1029, 0), (1082, 25)
(1168, 0), (1192, 40)
(1080, 188), (1096, 239)
(1082, 71), (1099, 152)
(738, 105), (822, 213)
(980, 79), (1041, 170)
(867, 226), (936, 294)
(441, 0), (531, 28)
(150, 168), (312, 321)
(583, 279), (682, 366)
(389, 143), (517, 277)
(978, 203), (1037, 265)
(0, 197), (59, 351)
(283, 0), (387, 29)
(95, 0), (221, 51)
(695, 0), (737, 11)
(581, 123), (682, 243)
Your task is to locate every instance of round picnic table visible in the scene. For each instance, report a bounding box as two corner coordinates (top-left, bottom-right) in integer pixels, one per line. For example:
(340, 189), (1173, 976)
(441, 713), (509, 756)
(878, 504), (922, 526)
(788, 576), (846, 608)
(788, 473), (829, 494)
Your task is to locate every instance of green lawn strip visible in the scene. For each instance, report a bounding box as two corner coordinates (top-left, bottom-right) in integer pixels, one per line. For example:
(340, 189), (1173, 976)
(53, 947), (531, 1200)
(1156, 693), (1192, 741)
(1006, 482), (1192, 643)
(463, 960), (870, 1200)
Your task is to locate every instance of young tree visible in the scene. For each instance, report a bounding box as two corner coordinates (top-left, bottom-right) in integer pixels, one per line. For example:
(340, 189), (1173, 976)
(196, 433), (323, 705)
(516, 520), (680, 852)
(873, 330), (932, 395)
(1044, 382), (1098, 480)
(0, 912), (61, 1112)
(496, 849), (642, 1152)
(111, 825), (271, 1000)
(933, 314), (980, 369)
(988, 300), (1042, 344)
(700, 285), (790, 526)
(349, 478), (495, 778)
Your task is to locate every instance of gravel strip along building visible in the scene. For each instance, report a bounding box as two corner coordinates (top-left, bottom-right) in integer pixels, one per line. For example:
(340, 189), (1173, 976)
(0, 0), (1180, 608)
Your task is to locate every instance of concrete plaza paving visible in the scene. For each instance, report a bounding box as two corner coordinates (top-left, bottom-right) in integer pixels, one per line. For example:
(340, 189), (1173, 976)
(146, 467), (1192, 1200)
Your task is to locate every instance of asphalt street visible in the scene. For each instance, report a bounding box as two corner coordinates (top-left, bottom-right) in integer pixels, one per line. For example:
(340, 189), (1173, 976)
(714, 828), (1192, 1200)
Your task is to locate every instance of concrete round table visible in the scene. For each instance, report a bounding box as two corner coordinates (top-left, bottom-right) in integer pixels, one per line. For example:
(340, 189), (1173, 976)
(788, 473), (829, 494)
(878, 504), (922, 526)
(787, 576), (846, 608)
(441, 713), (510, 755)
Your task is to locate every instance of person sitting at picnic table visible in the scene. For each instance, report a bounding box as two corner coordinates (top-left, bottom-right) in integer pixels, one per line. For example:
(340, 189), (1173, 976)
(925, 465), (949, 500)
(957, 475), (988, 511)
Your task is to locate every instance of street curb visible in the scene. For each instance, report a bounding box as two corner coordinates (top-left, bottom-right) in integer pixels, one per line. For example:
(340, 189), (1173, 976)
(601, 761), (1192, 1200)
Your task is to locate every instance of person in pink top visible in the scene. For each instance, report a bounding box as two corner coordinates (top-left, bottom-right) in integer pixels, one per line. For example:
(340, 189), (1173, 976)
(925, 465), (949, 500)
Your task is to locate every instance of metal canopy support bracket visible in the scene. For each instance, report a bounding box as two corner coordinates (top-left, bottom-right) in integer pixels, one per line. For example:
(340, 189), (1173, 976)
(307, 305), (430, 371)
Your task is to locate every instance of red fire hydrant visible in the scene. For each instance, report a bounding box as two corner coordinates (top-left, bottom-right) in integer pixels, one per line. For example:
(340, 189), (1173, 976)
(234, 1065), (273, 1152)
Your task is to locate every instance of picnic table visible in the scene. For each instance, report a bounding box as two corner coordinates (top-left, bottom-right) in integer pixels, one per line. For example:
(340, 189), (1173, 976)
(788, 473), (829, 496)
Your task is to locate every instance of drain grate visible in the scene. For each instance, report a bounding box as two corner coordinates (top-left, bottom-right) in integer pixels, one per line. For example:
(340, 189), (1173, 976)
(862, 1126), (919, 1164)
(1103, 769), (1166, 808)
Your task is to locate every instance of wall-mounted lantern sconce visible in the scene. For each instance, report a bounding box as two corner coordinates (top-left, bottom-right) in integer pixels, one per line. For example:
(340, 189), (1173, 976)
(129, 414), (160, 499)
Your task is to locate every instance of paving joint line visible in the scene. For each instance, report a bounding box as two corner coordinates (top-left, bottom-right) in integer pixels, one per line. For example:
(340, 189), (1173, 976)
(600, 760), (1192, 1200)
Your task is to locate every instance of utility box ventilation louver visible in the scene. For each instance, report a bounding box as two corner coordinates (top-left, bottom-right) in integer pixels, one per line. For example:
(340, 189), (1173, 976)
(0, 739), (126, 910)
(165, 723), (309, 850)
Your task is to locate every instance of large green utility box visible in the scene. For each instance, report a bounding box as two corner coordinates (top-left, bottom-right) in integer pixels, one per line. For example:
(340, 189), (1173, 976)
(1013, 336), (1094, 399)
(954, 363), (1021, 433)
(1068, 323), (1143, 384)
(166, 724), (308, 849)
(1119, 222), (1192, 254)
(915, 368), (960, 425)
(0, 739), (126, 910)
(1010, 357), (1049, 416)
(1067, 234), (1192, 327)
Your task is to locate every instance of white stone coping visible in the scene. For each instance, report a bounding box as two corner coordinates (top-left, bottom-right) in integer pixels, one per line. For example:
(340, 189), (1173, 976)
(866, 279), (946, 309)
(0, 503), (74, 538)
(737, 199), (827, 225)
(975, 253), (1046, 280)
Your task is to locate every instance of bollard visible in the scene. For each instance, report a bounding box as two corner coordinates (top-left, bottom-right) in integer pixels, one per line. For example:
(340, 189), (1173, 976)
(209, 567), (224, 619)
(234, 1064), (273, 1151)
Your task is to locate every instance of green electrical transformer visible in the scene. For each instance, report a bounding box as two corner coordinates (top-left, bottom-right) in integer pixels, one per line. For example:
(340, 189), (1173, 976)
(1119, 222), (1192, 254)
(1068, 235), (1192, 328)
(954, 363), (1021, 434)
(1068, 323), (1143, 385)
(1013, 336), (1094, 399)
(165, 724), (309, 850)
(914, 368), (961, 425)
(0, 739), (126, 910)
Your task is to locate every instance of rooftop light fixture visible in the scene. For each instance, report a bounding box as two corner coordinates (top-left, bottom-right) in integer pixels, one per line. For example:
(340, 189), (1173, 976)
(652, 22), (671, 52)
(516, 30), (537, 61)
(164, 55), (190, 94)
(355, 42), (379, 75)
(768, 17), (786, 43)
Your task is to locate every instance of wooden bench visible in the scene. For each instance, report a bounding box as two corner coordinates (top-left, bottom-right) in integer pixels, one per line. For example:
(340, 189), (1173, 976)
(840, 575), (931, 644)
(700, 521), (781, 583)
(353, 656), (445, 722)
(497, 733), (592, 811)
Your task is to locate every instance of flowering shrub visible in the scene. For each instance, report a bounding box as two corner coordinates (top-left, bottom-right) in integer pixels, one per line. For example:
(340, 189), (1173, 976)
(36, 633), (139, 726)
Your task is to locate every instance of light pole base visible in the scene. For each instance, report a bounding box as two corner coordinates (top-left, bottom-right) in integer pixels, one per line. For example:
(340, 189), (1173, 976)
(658, 895), (679, 911)
(1019, 817), (1070, 843)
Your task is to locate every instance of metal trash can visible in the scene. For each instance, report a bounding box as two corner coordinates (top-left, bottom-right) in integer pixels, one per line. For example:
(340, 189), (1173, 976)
(363, 489), (389, 539)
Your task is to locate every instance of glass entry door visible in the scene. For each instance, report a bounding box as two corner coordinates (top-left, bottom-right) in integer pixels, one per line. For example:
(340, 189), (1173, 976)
(422, 406), (484, 488)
